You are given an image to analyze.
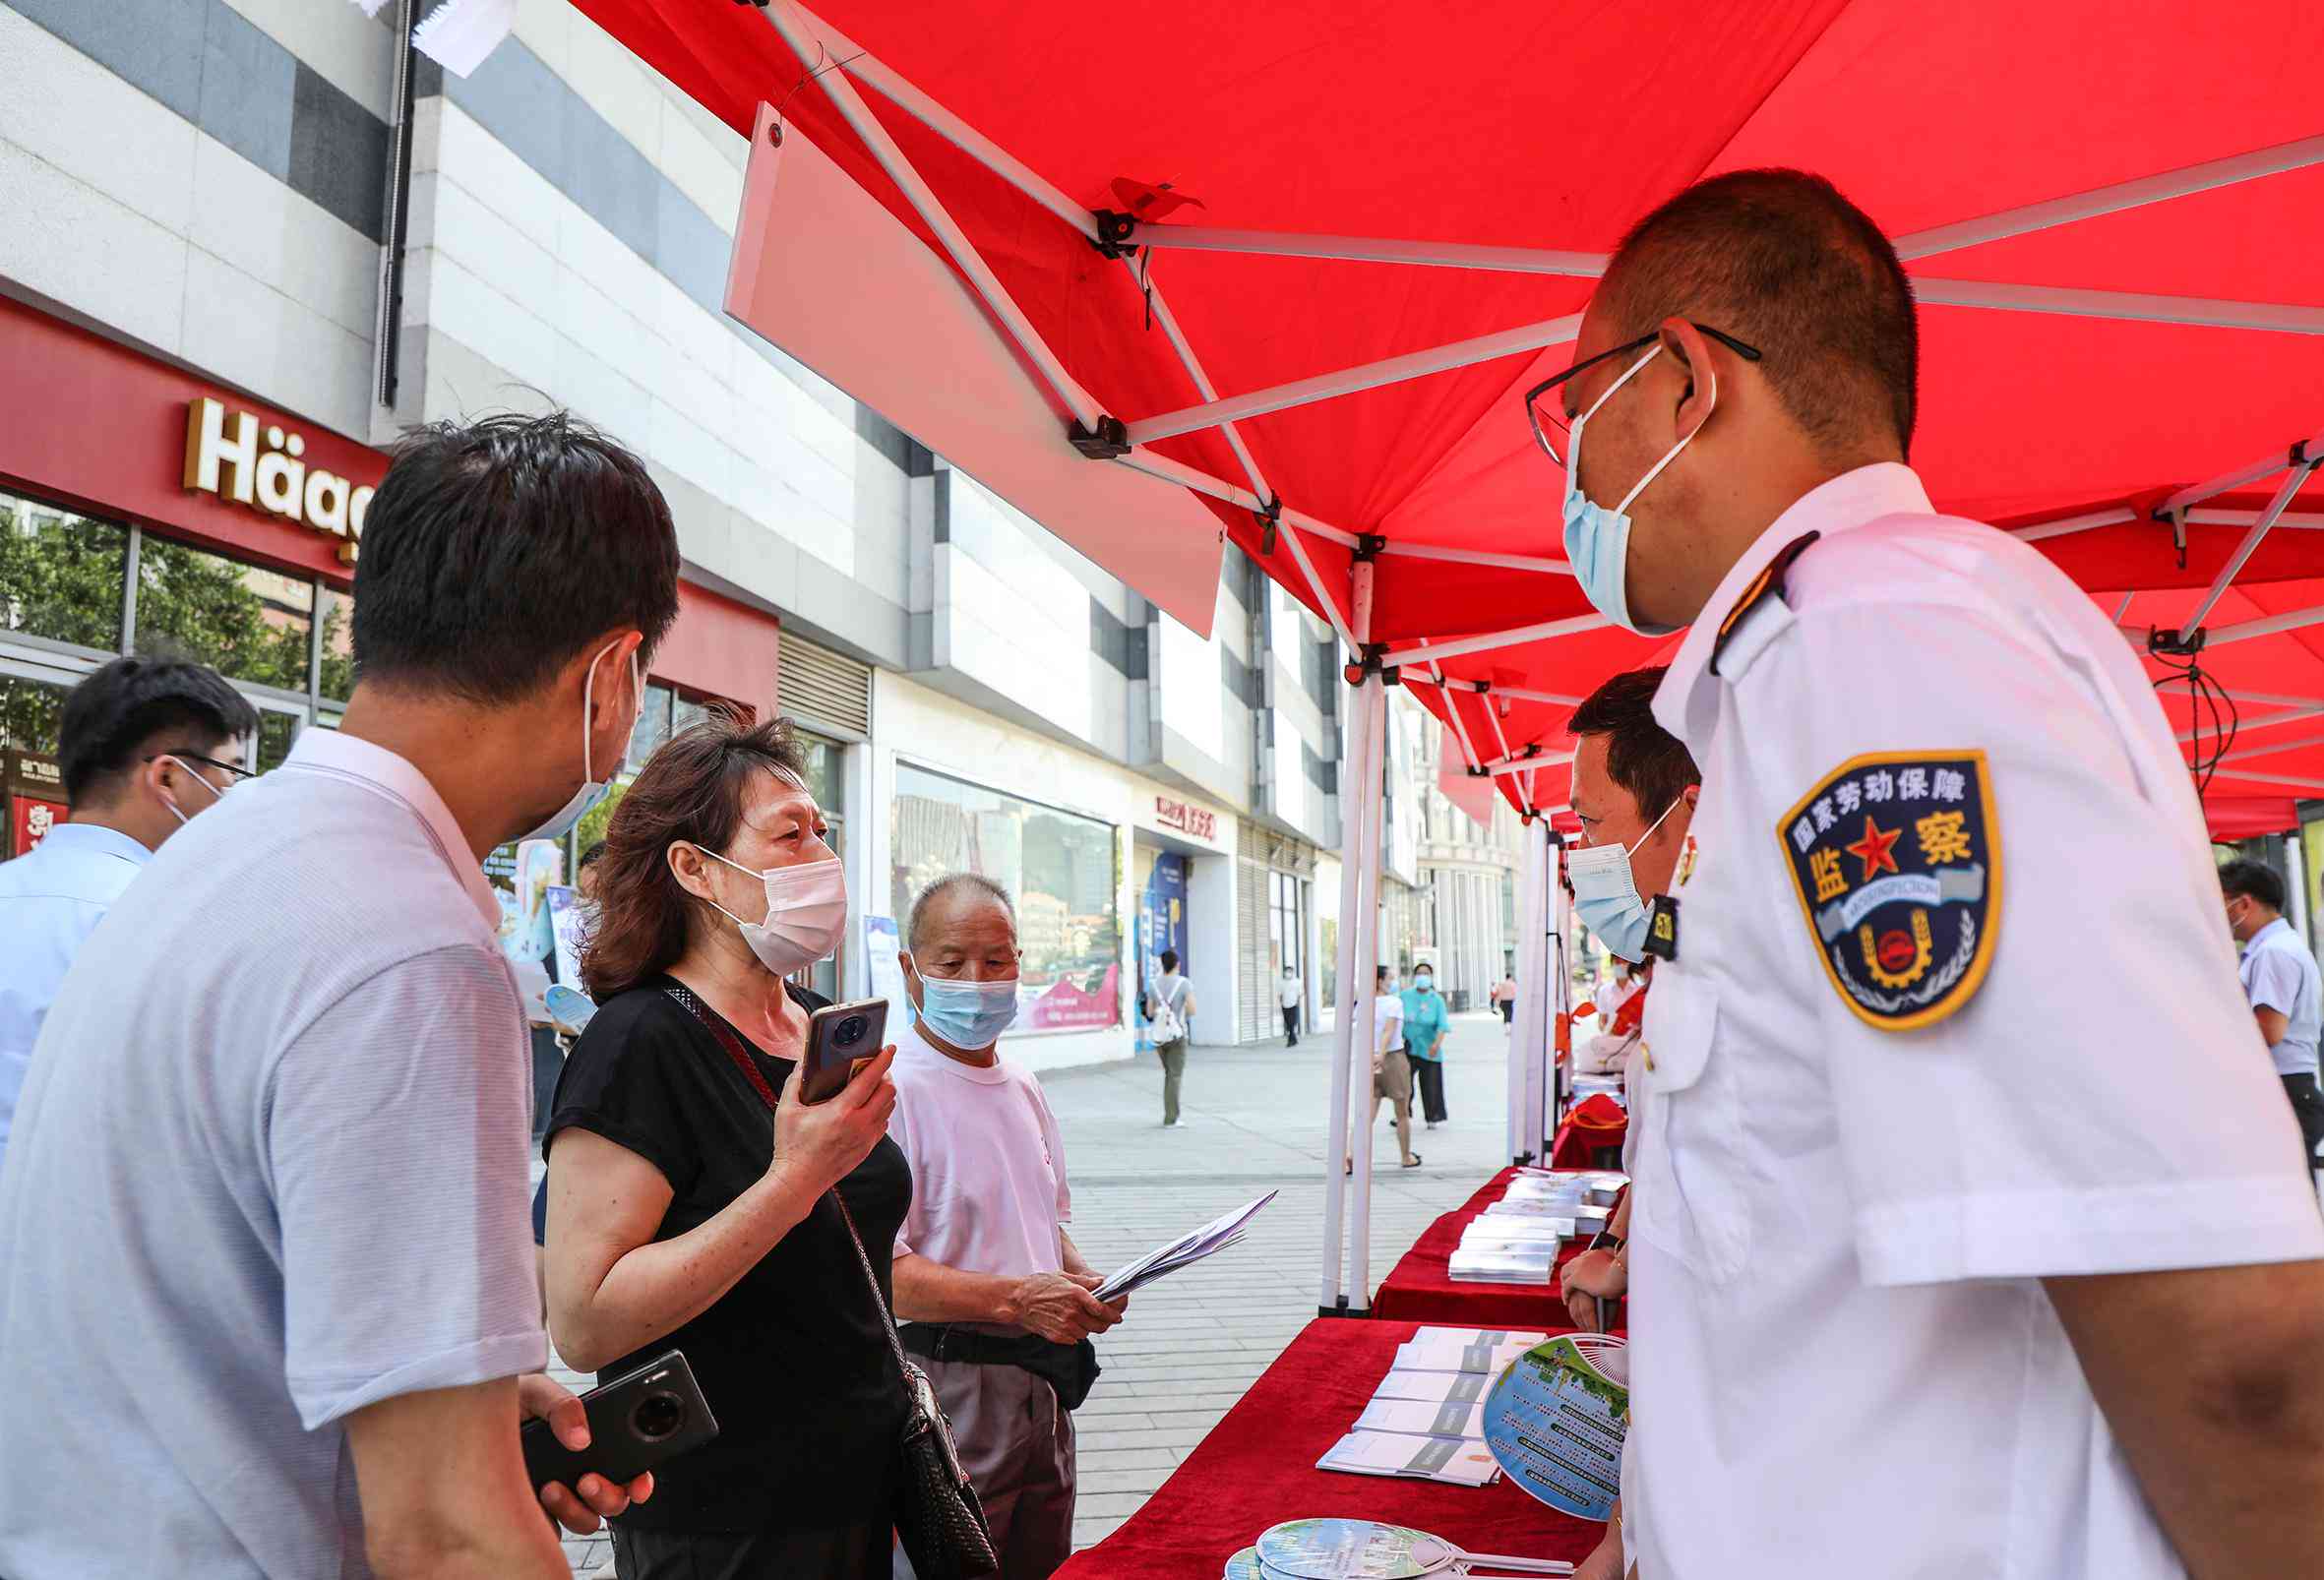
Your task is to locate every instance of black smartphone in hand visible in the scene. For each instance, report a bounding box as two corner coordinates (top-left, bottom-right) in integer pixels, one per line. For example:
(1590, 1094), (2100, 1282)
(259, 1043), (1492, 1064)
(521, 1350), (718, 1492)
(801, 999), (888, 1105)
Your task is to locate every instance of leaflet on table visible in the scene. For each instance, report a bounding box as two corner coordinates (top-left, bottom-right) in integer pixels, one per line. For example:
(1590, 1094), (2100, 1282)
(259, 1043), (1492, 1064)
(1448, 1248), (1557, 1285)
(1354, 1396), (1490, 1440)
(1513, 1168), (1628, 1187)
(1093, 1190), (1276, 1301)
(1459, 1216), (1564, 1243)
(1482, 1335), (1631, 1521)
(1315, 1429), (1502, 1487)
(1391, 1335), (1538, 1374)
(1371, 1367), (1495, 1405)
(1500, 1174), (1621, 1202)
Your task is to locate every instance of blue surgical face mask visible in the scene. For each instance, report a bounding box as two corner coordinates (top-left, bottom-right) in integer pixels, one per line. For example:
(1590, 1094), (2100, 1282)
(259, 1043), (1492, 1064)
(1565, 796), (1682, 963)
(909, 957), (1020, 1050)
(1562, 344), (1712, 637)
(1413, 972), (1434, 991)
(519, 640), (640, 844)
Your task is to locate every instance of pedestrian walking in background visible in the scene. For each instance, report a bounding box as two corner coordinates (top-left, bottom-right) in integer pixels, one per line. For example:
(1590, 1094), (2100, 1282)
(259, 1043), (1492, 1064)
(1400, 963), (1450, 1126)
(0, 655), (253, 1170)
(1145, 949), (1194, 1125)
(1278, 965), (1303, 1046)
(0, 412), (675, 1579)
(1349, 965), (1419, 1171)
(2222, 860), (2324, 1197)
(1491, 974), (1518, 1024)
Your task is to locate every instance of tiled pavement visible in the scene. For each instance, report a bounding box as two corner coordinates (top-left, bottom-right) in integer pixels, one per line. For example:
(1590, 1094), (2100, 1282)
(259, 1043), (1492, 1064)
(558, 1009), (1516, 1573)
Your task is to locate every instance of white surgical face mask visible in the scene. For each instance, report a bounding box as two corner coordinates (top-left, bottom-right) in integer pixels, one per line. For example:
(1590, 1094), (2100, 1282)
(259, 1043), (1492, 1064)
(906, 957), (1020, 1050)
(158, 757), (225, 827)
(697, 848), (847, 976)
(1566, 796), (1682, 963)
(520, 640), (640, 845)
(1562, 344), (1713, 637)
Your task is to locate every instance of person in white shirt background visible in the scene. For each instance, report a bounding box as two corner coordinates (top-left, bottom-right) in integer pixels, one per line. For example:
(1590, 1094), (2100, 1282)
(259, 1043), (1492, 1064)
(1144, 948), (1194, 1125)
(0, 654), (252, 1168)
(1349, 963), (1419, 1172)
(1278, 964), (1303, 1046)
(1535, 166), (2324, 1577)
(887, 873), (1126, 1579)
(2221, 859), (2324, 1198)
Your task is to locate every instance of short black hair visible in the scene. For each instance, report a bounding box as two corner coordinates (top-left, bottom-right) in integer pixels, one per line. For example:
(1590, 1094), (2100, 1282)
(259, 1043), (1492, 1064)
(352, 412), (681, 703)
(908, 873), (1016, 951)
(58, 655), (259, 802)
(1602, 169), (1918, 460)
(1160, 949), (1180, 972)
(578, 840), (607, 871)
(1375, 964), (1390, 985)
(2220, 859), (2288, 913)
(1568, 666), (1699, 824)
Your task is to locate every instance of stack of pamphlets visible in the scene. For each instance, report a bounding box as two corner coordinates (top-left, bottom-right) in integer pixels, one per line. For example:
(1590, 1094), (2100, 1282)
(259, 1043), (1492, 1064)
(1569, 1071), (1627, 1109)
(1446, 1170), (1625, 1285)
(1093, 1190), (1276, 1301)
(1315, 1326), (1551, 1489)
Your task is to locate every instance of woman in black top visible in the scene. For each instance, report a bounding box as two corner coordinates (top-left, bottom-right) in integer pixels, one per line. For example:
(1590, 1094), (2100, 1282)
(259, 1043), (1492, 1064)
(543, 714), (908, 1579)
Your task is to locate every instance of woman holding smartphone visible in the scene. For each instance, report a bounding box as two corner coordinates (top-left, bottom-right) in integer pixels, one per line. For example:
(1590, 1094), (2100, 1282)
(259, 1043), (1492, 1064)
(543, 714), (907, 1579)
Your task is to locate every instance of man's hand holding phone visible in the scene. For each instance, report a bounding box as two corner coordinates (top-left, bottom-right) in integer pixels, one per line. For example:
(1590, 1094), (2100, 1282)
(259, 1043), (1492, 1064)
(517, 1372), (654, 1535)
(770, 1043), (897, 1196)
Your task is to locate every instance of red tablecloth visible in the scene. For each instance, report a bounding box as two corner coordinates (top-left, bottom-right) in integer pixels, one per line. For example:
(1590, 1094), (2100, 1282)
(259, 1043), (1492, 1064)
(1371, 1167), (1582, 1327)
(1053, 1317), (1601, 1579)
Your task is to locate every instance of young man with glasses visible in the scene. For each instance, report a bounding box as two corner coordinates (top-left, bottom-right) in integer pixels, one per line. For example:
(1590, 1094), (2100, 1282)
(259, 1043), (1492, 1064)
(0, 654), (254, 1167)
(1542, 169), (2324, 1580)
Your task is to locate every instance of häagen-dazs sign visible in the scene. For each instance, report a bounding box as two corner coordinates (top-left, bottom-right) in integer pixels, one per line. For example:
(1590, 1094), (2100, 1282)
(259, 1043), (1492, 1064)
(182, 397), (373, 564)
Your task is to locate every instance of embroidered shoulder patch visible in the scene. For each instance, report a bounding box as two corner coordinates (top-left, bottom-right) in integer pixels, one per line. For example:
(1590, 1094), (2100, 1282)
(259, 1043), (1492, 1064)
(1777, 751), (1999, 1032)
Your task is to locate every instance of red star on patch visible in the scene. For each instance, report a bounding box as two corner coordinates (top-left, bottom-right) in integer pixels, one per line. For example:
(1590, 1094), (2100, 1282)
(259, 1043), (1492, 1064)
(1845, 815), (1902, 880)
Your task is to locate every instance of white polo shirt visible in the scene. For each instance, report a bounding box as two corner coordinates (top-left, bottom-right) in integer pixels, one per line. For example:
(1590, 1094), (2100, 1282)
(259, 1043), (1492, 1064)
(0, 728), (544, 1578)
(887, 1020), (1071, 1289)
(1622, 464), (2324, 1578)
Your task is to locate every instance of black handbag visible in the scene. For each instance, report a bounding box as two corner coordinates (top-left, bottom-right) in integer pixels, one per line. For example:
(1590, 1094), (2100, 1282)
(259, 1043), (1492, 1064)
(663, 986), (1000, 1580)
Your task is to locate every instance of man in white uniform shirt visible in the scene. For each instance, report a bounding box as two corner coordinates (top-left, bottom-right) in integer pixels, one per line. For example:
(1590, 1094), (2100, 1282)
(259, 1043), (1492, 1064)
(2221, 859), (2324, 1194)
(1526, 169), (2324, 1576)
(888, 874), (1126, 1579)
(0, 414), (671, 1578)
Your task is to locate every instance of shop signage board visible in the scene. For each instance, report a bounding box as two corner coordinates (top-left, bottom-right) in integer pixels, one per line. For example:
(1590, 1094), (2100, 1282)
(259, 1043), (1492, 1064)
(182, 398), (373, 565)
(1133, 782), (1232, 855)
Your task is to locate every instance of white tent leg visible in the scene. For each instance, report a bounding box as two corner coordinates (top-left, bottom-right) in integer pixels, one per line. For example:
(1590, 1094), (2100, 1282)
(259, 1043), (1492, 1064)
(1319, 563), (1378, 1313)
(1345, 678), (1388, 1310)
(1505, 820), (1546, 1161)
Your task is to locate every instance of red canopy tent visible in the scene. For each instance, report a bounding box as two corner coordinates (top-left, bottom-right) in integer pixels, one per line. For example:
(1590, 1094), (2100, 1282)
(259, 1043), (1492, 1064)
(562, 0), (2321, 1307)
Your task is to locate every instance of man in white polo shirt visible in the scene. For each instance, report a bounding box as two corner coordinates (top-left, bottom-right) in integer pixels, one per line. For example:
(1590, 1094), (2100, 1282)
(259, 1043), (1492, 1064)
(887, 874), (1126, 1579)
(0, 413), (680, 1579)
(2223, 859), (2324, 1194)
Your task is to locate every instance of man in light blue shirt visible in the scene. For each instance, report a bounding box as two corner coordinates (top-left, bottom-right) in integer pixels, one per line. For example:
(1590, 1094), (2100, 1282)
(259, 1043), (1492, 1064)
(0, 655), (253, 1163)
(2223, 859), (2324, 1191)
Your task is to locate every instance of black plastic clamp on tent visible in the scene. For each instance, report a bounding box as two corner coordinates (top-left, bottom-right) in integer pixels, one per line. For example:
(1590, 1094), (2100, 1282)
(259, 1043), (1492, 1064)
(1068, 416), (1131, 457)
(1088, 211), (1140, 260)
(1254, 495), (1282, 556)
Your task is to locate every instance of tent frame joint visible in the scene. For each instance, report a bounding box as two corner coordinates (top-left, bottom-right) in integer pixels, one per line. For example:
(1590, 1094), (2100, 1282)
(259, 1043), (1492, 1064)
(1254, 494), (1282, 556)
(1343, 643), (1387, 686)
(1088, 210), (1140, 260)
(1350, 532), (1387, 563)
(2149, 626), (2207, 659)
(1067, 416), (1132, 458)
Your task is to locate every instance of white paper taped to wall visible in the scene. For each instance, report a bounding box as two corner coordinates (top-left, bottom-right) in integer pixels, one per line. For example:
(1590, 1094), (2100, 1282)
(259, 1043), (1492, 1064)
(412, 0), (518, 78)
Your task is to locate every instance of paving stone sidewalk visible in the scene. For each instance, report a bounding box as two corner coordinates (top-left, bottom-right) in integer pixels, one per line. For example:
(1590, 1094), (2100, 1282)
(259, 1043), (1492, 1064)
(558, 1009), (1518, 1573)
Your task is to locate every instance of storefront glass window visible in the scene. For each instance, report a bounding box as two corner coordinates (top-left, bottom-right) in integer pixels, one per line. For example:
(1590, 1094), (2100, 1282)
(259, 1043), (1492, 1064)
(890, 763), (1121, 1032)
(134, 537), (313, 693)
(1268, 870), (1304, 981)
(792, 728), (847, 1002)
(316, 585), (357, 701)
(626, 684), (674, 771)
(0, 492), (127, 653)
(253, 709), (300, 773)
(0, 674), (70, 758)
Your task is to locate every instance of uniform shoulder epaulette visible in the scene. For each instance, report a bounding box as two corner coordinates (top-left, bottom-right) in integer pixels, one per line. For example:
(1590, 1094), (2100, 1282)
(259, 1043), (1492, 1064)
(1709, 530), (1820, 677)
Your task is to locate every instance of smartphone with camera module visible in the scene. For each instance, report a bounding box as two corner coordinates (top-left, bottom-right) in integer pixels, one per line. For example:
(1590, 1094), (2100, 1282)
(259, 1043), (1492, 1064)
(520, 1349), (718, 1492)
(801, 998), (887, 1105)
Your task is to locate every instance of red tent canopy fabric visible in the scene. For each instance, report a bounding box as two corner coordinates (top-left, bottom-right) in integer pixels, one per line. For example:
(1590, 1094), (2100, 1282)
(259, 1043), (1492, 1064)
(569, 0), (2323, 836)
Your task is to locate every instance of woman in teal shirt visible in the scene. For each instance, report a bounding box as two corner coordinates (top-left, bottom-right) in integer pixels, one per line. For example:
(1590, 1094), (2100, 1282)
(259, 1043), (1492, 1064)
(1400, 966), (1451, 1126)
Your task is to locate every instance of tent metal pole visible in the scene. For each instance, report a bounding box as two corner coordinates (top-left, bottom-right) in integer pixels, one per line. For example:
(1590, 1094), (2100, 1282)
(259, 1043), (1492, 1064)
(1545, 844), (1571, 1155)
(1477, 753), (1572, 779)
(1410, 677), (1586, 708)
(769, 0), (1100, 242)
(1376, 541), (1572, 575)
(1125, 263), (1362, 653)
(2208, 729), (2324, 766)
(2010, 507), (2138, 543)
(1505, 822), (1544, 1160)
(2184, 458), (2321, 632)
(1111, 449), (1360, 548)
(1419, 647), (1487, 775)
(2163, 431), (2324, 518)
(2188, 509), (2324, 530)
(1379, 613), (1607, 667)
(2205, 603), (2324, 647)
(764, 0), (1103, 432)
(1319, 562), (1377, 1314)
(1127, 222), (1608, 276)
(2181, 701), (2324, 745)
(1914, 279), (2324, 334)
(2202, 767), (2324, 794)
(1893, 133), (2324, 261)
(1125, 314), (1582, 446)
(1346, 677), (1387, 1310)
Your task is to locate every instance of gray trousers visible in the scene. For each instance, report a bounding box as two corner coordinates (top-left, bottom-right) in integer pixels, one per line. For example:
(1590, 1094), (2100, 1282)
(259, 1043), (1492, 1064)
(892, 1356), (1075, 1580)
(1158, 1038), (1189, 1124)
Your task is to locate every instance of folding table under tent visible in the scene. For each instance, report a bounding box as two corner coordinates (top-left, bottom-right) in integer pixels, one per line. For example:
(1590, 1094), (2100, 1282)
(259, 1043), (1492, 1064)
(558, 0), (2323, 1315)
